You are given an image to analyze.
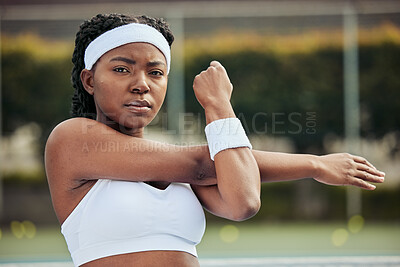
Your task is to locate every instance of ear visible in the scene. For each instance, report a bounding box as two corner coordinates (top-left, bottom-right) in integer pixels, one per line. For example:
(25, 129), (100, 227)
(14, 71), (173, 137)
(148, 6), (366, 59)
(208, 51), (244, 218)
(80, 69), (95, 95)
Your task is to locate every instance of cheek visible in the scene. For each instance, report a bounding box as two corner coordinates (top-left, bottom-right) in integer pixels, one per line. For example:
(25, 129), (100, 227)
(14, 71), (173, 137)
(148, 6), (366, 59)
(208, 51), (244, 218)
(154, 87), (167, 108)
(94, 86), (110, 102)
(95, 77), (121, 96)
(93, 83), (120, 110)
(151, 79), (167, 99)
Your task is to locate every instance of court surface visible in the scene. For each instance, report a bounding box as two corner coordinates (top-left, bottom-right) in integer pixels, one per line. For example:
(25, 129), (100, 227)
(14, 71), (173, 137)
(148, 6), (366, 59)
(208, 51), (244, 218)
(1, 256), (400, 266)
(1, 222), (399, 266)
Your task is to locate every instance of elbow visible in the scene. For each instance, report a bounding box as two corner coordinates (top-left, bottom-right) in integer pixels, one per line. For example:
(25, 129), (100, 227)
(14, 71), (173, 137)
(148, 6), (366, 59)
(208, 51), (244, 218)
(229, 196), (261, 222)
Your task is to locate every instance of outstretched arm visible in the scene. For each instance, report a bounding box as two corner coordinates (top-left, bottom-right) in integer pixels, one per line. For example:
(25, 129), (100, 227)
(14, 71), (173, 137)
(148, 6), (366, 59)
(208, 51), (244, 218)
(252, 150), (385, 189)
(198, 148), (385, 190)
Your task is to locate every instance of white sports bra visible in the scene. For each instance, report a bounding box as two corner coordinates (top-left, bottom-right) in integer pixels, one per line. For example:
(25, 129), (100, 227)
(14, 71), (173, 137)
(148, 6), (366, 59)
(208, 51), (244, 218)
(61, 179), (206, 266)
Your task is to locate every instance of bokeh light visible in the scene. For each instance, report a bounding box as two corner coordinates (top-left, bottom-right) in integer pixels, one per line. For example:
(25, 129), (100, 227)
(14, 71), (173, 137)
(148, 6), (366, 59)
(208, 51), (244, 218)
(219, 224), (239, 243)
(10, 221), (24, 239)
(10, 220), (37, 239)
(22, 220), (37, 239)
(331, 228), (349, 247)
(348, 215), (364, 234)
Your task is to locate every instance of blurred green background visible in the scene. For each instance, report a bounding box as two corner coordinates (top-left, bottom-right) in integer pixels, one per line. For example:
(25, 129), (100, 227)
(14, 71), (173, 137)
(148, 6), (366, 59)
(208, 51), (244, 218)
(0, 0), (399, 263)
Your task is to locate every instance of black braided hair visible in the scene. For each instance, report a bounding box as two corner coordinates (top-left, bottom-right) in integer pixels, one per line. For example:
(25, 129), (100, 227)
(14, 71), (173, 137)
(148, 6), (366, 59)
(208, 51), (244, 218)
(70, 13), (174, 118)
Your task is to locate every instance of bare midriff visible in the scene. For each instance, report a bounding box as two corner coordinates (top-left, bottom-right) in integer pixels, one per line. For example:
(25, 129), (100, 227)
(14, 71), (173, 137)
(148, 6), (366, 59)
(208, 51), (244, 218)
(81, 250), (200, 267)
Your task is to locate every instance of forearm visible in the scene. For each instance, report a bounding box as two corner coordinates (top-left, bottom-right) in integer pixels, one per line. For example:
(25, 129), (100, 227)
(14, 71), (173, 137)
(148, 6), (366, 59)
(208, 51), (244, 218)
(205, 105), (261, 220)
(199, 146), (317, 183)
(199, 146), (384, 190)
(193, 60), (261, 220)
(252, 150), (318, 183)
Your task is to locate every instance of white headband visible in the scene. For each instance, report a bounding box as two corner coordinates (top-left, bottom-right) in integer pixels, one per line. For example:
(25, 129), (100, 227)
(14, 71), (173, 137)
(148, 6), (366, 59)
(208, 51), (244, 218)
(84, 23), (171, 74)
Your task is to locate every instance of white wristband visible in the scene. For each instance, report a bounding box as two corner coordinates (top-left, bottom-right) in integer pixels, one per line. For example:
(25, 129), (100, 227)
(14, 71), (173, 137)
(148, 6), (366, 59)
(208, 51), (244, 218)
(205, 117), (252, 161)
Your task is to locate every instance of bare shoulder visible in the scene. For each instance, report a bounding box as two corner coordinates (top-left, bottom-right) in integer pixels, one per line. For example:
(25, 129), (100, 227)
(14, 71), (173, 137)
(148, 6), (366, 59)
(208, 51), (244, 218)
(45, 118), (98, 178)
(45, 117), (112, 180)
(46, 117), (106, 146)
(45, 118), (115, 163)
(45, 118), (102, 223)
(46, 118), (89, 178)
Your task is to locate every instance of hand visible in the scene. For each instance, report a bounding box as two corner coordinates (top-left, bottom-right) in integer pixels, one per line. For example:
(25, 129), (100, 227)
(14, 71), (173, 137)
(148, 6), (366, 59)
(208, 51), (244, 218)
(314, 153), (385, 190)
(193, 61), (234, 121)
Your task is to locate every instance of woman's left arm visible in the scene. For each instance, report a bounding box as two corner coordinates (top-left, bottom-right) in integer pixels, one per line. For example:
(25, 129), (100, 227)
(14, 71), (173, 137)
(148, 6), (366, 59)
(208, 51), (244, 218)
(252, 151), (385, 189)
(193, 149), (384, 220)
(195, 148), (384, 190)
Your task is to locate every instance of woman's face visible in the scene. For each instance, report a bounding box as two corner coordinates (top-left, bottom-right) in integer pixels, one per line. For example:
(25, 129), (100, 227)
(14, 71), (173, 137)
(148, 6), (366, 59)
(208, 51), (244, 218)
(83, 42), (168, 137)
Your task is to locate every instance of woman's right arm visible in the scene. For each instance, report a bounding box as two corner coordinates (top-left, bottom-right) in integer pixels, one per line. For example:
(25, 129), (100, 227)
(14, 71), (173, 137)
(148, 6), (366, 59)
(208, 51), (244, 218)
(44, 117), (216, 187)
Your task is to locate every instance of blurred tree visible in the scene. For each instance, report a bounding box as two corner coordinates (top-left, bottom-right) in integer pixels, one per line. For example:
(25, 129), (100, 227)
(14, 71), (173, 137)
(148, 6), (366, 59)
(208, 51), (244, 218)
(185, 39), (400, 153)
(2, 47), (72, 152)
(359, 42), (400, 138)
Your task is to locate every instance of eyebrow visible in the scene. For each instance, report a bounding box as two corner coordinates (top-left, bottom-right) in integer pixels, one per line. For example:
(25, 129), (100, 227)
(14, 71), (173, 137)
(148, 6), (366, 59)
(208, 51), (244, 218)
(110, 57), (136, 65)
(109, 57), (166, 69)
(146, 61), (166, 68)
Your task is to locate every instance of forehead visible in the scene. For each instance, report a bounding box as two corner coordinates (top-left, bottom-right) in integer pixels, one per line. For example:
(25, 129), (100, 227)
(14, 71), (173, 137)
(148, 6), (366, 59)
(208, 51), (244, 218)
(102, 42), (166, 62)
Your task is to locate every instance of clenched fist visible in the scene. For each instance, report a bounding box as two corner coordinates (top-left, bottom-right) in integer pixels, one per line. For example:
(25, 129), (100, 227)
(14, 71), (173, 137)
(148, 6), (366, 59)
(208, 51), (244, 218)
(193, 61), (235, 123)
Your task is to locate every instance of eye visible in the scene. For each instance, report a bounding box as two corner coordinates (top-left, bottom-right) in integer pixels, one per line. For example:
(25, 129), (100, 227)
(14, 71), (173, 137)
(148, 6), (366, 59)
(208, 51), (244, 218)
(149, 70), (164, 76)
(113, 67), (129, 73)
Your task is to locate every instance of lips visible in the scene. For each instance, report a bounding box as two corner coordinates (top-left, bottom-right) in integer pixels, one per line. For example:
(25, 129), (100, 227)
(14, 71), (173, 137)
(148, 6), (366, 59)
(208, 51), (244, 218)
(124, 100), (151, 113)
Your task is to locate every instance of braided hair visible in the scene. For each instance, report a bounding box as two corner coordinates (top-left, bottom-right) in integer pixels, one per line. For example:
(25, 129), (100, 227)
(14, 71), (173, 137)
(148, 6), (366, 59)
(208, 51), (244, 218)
(70, 13), (174, 118)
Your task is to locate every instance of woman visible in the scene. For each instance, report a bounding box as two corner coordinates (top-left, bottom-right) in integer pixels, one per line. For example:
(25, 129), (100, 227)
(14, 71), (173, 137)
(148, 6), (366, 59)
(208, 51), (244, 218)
(45, 13), (384, 267)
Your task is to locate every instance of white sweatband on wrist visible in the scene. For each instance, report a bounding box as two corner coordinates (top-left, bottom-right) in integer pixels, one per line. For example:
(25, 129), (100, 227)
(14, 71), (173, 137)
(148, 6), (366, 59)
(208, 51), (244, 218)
(205, 117), (252, 161)
(84, 23), (171, 74)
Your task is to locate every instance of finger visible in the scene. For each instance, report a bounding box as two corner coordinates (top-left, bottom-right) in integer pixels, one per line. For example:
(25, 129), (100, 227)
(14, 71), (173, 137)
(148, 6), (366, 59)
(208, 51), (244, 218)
(209, 61), (228, 74)
(210, 60), (221, 68)
(349, 178), (376, 190)
(352, 155), (376, 170)
(356, 163), (385, 178)
(353, 155), (386, 177)
(355, 169), (384, 184)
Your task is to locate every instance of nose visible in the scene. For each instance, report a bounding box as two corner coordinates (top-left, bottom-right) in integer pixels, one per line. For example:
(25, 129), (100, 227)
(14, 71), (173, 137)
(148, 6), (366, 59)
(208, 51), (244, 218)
(130, 71), (150, 94)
